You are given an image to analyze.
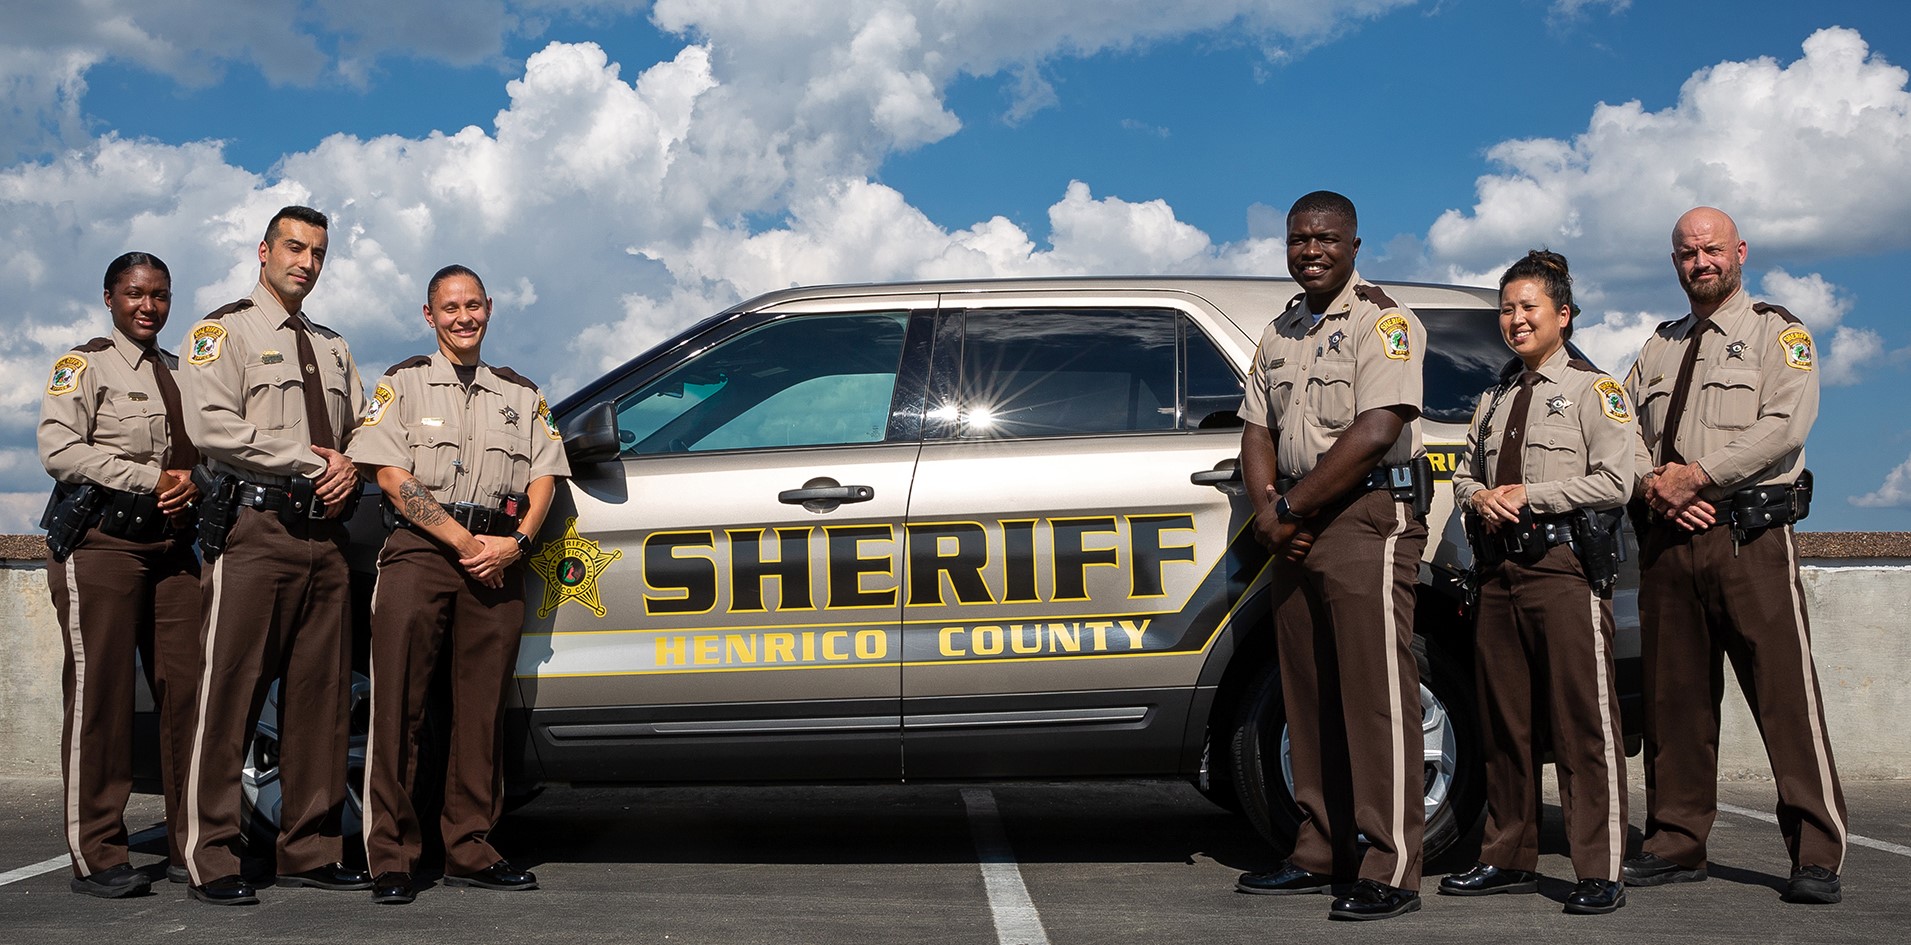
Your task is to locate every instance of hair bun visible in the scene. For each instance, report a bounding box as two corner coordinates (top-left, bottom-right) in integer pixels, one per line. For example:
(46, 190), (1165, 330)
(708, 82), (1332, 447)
(1526, 249), (1570, 277)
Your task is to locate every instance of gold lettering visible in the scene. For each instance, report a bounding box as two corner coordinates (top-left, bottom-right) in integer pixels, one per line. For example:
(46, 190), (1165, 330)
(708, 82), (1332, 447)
(693, 635), (720, 665)
(1010, 624), (1043, 655)
(973, 625), (1004, 655)
(939, 626), (966, 657)
(725, 635), (758, 664)
(1049, 622), (1081, 653)
(656, 636), (687, 666)
(1086, 621), (1113, 650)
(765, 632), (796, 663)
(855, 629), (886, 660)
(823, 630), (850, 661)
(1117, 619), (1149, 649)
(801, 632), (815, 661)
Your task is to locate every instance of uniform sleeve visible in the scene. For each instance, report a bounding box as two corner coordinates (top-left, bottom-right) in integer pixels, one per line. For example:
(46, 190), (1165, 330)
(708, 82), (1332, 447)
(180, 319), (327, 478)
(37, 355), (162, 493)
(344, 374), (413, 472)
(1353, 306), (1425, 417)
(1237, 330), (1276, 430)
(1525, 376), (1633, 514)
(528, 387), (573, 480)
(1695, 321), (1819, 490)
(337, 344), (369, 450)
(1449, 389), (1490, 506)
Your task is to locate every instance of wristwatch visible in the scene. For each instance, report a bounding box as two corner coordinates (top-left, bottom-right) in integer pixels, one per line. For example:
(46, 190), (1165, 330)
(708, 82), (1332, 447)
(512, 532), (532, 556)
(1274, 496), (1304, 524)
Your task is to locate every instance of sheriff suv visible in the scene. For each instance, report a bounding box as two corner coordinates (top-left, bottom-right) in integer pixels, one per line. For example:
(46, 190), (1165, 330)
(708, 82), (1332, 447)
(150, 276), (1642, 862)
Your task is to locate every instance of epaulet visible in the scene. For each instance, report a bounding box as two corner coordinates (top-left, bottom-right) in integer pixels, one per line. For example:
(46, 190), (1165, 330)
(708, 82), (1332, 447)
(205, 299), (253, 320)
(305, 318), (343, 338)
(1752, 301), (1803, 325)
(488, 365), (539, 391)
(1353, 283), (1398, 309)
(1565, 357), (1599, 373)
(1656, 318), (1682, 333)
(75, 336), (115, 353)
(384, 355), (432, 376)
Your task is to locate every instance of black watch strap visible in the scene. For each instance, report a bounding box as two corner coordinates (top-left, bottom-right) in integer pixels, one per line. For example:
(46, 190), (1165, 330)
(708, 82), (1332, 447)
(1275, 496), (1303, 524)
(512, 532), (532, 555)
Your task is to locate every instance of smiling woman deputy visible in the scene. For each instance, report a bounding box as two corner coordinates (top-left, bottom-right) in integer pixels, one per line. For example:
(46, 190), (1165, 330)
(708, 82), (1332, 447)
(37, 252), (205, 898)
(1445, 250), (1638, 915)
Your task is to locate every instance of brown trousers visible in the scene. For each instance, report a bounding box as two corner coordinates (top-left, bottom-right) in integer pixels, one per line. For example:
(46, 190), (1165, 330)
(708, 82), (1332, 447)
(1272, 489), (1428, 888)
(363, 527), (526, 876)
(182, 508), (352, 884)
(1638, 522), (1846, 872)
(46, 527), (202, 877)
(1474, 543), (1627, 881)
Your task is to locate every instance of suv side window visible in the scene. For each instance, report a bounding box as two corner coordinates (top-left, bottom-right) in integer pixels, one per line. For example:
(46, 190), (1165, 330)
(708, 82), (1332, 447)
(614, 311), (910, 454)
(951, 308), (1177, 439)
(1182, 315), (1243, 431)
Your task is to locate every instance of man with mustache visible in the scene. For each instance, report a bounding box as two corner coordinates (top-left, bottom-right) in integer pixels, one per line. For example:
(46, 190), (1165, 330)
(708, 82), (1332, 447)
(1622, 207), (1847, 905)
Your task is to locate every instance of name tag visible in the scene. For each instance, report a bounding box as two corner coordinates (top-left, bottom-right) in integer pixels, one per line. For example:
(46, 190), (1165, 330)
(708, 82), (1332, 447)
(260, 351), (284, 365)
(421, 417), (445, 426)
(126, 392), (149, 401)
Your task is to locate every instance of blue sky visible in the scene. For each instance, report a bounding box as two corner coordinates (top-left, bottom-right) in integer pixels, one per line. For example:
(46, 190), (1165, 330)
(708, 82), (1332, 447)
(4, 0), (1909, 531)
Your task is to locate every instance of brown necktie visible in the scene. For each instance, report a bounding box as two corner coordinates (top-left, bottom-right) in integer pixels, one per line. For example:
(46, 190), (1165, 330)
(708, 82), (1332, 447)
(1493, 371), (1539, 487)
(145, 350), (200, 468)
(288, 317), (338, 451)
(1656, 322), (1708, 465)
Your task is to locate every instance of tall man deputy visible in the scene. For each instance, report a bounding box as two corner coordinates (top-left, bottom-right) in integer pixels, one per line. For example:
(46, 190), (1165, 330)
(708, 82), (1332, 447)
(350, 265), (569, 905)
(1234, 191), (1432, 921)
(178, 205), (372, 905)
(1622, 207), (1847, 904)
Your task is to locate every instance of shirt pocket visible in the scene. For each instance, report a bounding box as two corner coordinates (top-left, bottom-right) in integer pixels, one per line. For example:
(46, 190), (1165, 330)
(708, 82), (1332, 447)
(1699, 367), (1761, 431)
(411, 422), (465, 493)
(1305, 354), (1357, 430)
(98, 394), (168, 463)
(243, 361), (305, 433)
(1527, 419), (1584, 482)
(477, 424), (534, 499)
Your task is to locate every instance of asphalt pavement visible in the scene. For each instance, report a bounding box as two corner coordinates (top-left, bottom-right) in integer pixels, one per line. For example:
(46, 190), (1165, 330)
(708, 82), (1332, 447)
(2, 775), (1906, 944)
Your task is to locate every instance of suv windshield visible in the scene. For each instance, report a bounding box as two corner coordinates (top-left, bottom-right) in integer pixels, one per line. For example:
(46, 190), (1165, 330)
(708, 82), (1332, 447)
(1421, 308), (1508, 424)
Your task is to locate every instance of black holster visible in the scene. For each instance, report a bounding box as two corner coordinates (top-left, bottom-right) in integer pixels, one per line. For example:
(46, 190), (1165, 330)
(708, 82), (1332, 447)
(1570, 507), (1625, 595)
(40, 482), (103, 563)
(193, 467), (240, 561)
(1390, 455), (1436, 520)
(1727, 469), (1812, 544)
(97, 488), (169, 542)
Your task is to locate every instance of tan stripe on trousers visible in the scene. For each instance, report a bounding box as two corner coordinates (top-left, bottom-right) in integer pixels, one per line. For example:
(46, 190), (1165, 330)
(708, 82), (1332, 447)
(1589, 587), (1622, 880)
(359, 563), (382, 862)
(181, 551), (226, 887)
(1783, 527), (1847, 870)
(62, 557), (90, 876)
(1379, 499), (1410, 889)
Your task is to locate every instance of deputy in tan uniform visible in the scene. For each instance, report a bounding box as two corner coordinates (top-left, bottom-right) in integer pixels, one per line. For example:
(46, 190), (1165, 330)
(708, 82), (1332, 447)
(1233, 191), (1431, 921)
(177, 205), (371, 905)
(1622, 207), (1846, 905)
(1445, 250), (1632, 915)
(349, 265), (569, 905)
(38, 252), (203, 898)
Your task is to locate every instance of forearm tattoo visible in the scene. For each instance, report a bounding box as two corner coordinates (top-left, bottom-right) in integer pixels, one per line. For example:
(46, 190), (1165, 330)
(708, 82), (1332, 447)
(398, 477), (448, 525)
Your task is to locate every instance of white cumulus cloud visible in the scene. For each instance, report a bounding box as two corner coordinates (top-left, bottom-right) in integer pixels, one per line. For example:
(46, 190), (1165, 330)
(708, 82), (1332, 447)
(1851, 453), (1911, 509)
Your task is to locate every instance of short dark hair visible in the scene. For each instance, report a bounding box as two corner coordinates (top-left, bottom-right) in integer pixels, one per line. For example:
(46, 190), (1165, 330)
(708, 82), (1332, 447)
(1499, 249), (1577, 340)
(103, 252), (170, 293)
(1288, 190), (1358, 230)
(264, 205), (329, 245)
(427, 264), (488, 303)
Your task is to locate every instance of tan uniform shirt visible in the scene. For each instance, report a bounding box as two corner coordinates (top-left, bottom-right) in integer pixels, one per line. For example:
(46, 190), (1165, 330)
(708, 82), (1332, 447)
(346, 353), (570, 505)
(178, 284), (366, 482)
(1624, 288), (1816, 497)
(1452, 346), (1637, 514)
(1239, 270), (1426, 479)
(38, 328), (192, 493)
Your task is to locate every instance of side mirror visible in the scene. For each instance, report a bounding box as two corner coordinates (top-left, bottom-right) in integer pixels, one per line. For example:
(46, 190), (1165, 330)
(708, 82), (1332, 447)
(560, 401), (622, 465)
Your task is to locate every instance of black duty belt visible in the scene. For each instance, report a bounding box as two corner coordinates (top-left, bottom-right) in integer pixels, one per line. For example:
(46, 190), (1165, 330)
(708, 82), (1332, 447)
(1277, 461), (1419, 496)
(394, 501), (520, 537)
(234, 482), (294, 512)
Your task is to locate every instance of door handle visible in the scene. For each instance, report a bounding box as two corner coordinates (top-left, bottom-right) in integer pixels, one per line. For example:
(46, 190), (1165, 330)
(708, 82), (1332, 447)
(778, 485), (875, 504)
(1190, 464), (1244, 496)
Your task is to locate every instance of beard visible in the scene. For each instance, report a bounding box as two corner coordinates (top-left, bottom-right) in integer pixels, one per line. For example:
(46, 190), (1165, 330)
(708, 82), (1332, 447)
(1681, 262), (1742, 306)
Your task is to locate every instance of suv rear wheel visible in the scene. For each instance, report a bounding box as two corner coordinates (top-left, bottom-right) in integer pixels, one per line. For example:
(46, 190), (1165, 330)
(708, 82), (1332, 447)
(1226, 635), (1482, 865)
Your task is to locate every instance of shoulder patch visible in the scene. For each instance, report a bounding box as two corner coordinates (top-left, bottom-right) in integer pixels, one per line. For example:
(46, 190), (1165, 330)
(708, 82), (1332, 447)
(47, 354), (87, 396)
(1754, 301), (1804, 325)
(205, 299), (254, 320)
(489, 365), (539, 391)
(76, 336), (115, 353)
(384, 355), (432, 375)
(1375, 313), (1412, 361)
(362, 381), (396, 427)
(1593, 377), (1631, 423)
(187, 323), (226, 365)
(1354, 283), (1398, 309)
(1779, 325), (1815, 371)
(536, 396), (561, 440)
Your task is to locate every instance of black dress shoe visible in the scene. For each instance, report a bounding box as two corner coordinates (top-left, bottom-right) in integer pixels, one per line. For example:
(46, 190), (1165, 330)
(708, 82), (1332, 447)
(1622, 853), (1706, 887)
(1438, 862), (1540, 896)
(371, 871), (416, 905)
(189, 875), (259, 906)
(276, 862), (374, 891)
(1236, 860), (1335, 895)
(1782, 865), (1841, 904)
(1329, 879), (1422, 921)
(1564, 878), (1626, 914)
(69, 864), (153, 899)
(445, 860), (537, 891)
(166, 864), (189, 884)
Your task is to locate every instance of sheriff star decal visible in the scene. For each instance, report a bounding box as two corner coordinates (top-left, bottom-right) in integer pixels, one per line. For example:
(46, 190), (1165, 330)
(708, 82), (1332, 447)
(47, 354), (87, 395)
(187, 324), (225, 365)
(1376, 314), (1412, 361)
(530, 518), (622, 619)
(1593, 378), (1631, 423)
(1779, 326), (1815, 371)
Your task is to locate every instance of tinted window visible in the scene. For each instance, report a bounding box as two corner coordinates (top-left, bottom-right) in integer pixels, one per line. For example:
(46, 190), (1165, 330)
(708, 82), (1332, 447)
(1182, 316), (1243, 430)
(614, 312), (909, 454)
(954, 309), (1176, 439)
(1422, 308), (1510, 424)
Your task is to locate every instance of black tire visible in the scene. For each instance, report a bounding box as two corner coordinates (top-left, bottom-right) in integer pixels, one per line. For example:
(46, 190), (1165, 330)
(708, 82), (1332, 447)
(1194, 733), (1243, 814)
(1227, 635), (1483, 864)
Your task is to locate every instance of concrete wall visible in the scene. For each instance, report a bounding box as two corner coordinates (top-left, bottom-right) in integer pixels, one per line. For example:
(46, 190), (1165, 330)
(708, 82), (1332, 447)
(1, 558), (1905, 780)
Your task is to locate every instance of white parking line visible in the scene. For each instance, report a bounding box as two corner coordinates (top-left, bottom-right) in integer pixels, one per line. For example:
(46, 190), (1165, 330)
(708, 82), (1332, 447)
(1718, 802), (1911, 858)
(0, 825), (166, 887)
(961, 788), (1051, 945)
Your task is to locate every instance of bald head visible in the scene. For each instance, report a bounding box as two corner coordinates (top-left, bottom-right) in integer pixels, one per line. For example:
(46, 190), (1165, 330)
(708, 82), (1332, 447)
(1671, 206), (1747, 313)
